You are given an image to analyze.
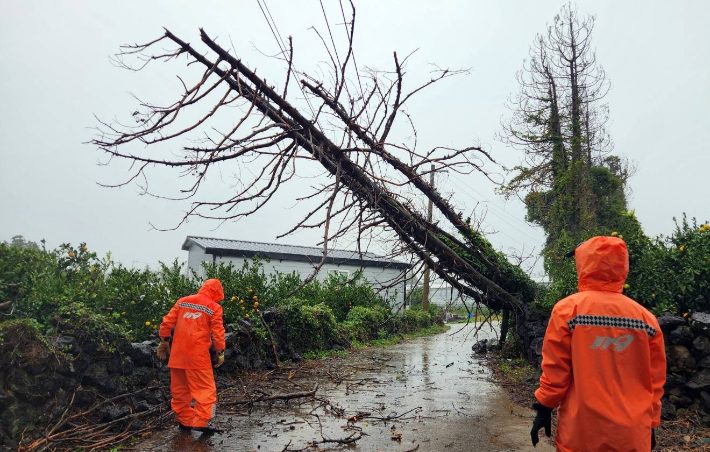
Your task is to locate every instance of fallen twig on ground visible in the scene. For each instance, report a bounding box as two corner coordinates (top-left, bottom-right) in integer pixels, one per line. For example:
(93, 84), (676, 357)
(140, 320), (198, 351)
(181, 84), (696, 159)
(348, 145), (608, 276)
(223, 383), (319, 406)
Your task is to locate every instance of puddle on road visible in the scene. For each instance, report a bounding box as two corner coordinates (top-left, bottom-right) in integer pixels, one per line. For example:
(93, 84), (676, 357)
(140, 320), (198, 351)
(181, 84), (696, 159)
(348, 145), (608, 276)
(136, 324), (553, 452)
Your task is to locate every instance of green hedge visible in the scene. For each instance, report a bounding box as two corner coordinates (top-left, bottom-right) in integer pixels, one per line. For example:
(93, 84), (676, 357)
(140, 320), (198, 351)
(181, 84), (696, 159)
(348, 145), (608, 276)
(279, 299), (343, 352)
(0, 239), (394, 341)
(341, 305), (389, 342)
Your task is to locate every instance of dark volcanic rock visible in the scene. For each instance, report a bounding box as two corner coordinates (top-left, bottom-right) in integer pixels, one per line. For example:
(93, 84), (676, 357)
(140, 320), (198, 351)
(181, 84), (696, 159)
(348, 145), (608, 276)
(657, 315), (685, 332)
(132, 399), (152, 413)
(24, 346), (53, 376)
(224, 332), (237, 348)
(665, 372), (687, 389)
(106, 353), (122, 373)
(670, 326), (694, 346)
(700, 392), (710, 410)
(82, 362), (115, 392)
(234, 354), (250, 369)
(661, 400), (677, 420)
(99, 405), (130, 422)
(130, 341), (155, 367)
(471, 339), (488, 354)
(131, 366), (156, 385)
(74, 388), (98, 408)
(144, 388), (166, 405)
(687, 369), (710, 390)
(669, 345), (696, 373)
(215, 375), (231, 390)
(694, 336), (710, 354)
(669, 394), (693, 408)
(692, 312), (710, 327)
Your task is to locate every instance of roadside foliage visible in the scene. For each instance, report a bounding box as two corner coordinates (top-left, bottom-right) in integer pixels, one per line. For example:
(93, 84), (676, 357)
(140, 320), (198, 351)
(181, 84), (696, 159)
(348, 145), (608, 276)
(0, 239), (440, 344)
(539, 214), (710, 316)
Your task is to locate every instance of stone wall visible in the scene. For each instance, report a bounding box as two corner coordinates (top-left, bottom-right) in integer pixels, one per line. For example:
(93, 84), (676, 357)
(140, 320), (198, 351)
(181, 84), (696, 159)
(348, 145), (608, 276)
(659, 312), (710, 422)
(0, 312), (279, 450)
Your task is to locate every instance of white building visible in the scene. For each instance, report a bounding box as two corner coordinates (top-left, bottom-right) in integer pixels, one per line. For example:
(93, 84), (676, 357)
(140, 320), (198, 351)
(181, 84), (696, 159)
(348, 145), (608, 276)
(182, 236), (411, 305)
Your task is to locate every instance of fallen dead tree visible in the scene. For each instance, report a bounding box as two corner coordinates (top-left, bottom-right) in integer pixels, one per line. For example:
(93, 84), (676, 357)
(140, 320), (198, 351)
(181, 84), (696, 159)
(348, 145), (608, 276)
(92, 4), (538, 318)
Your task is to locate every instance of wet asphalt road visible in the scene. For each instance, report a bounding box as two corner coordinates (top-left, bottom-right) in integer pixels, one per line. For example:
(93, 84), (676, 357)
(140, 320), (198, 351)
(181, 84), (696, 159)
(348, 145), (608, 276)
(136, 324), (554, 452)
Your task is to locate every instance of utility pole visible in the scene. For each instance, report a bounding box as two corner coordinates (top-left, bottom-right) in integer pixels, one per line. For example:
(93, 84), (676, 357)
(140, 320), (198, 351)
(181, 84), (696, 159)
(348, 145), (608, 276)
(421, 164), (435, 311)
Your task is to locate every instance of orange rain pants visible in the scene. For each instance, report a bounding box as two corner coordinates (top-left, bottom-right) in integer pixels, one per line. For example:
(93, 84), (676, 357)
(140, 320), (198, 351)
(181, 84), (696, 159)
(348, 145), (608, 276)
(170, 368), (217, 428)
(159, 279), (226, 427)
(535, 236), (666, 452)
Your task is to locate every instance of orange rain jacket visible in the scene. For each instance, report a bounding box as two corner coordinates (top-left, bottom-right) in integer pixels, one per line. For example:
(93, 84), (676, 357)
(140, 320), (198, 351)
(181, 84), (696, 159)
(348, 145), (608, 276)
(535, 236), (666, 452)
(159, 279), (226, 369)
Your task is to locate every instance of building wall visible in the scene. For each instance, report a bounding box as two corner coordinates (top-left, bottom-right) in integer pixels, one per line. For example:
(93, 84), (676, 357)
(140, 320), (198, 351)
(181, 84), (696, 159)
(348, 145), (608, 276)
(186, 247), (408, 305)
(186, 243), (209, 275)
(427, 284), (456, 307)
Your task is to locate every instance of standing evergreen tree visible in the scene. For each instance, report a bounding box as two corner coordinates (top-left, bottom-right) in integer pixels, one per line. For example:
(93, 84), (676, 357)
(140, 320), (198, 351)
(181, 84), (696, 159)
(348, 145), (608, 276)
(499, 3), (634, 283)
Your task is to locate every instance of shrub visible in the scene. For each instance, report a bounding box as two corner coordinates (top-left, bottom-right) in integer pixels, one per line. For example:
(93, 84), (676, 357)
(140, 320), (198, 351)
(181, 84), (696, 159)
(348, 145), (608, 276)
(400, 308), (432, 333)
(278, 299), (342, 352)
(427, 304), (445, 325)
(342, 306), (389, 341)
(51, 303), (131, 353)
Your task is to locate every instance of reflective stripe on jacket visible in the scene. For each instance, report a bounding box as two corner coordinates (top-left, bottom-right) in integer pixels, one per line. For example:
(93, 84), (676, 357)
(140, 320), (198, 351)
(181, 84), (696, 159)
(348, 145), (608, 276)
(159, 279), (226, 369)
(535, 236), (666, 452)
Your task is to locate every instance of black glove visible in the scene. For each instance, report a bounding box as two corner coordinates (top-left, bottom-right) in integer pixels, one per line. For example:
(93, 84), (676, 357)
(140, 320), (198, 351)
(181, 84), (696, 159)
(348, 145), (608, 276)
(651, 428), (656, 450)
(531, 401), (552, 447)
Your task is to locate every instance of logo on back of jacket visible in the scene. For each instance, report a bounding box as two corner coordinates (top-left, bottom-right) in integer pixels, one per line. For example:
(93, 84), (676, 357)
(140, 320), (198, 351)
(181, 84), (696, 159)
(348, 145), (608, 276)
(183, 312), (203, 320)
(590, 334), (634, 352)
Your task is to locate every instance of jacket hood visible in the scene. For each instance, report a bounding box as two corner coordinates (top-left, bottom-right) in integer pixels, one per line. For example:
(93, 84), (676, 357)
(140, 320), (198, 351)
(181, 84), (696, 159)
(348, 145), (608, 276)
(575, 236), (628, 293)
(198, 278), (224, 303)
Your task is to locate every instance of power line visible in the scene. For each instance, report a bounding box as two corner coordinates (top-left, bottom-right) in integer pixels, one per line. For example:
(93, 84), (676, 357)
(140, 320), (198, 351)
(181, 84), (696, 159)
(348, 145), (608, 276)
(449, 172), (545, 233)
(255, 0), (319, 119)
(337, 0), (364, 97)
(445, 177), (546, 244)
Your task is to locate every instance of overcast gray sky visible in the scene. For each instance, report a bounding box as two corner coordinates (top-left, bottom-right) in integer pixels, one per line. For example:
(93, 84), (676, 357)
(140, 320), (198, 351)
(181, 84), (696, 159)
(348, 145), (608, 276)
(1, 1), (708, 277)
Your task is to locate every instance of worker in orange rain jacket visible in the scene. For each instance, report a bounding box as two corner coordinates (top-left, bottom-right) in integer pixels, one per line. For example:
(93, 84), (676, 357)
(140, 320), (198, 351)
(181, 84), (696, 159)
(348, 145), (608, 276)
(157, 279), (226, 434)
(531, 236), (666, 451)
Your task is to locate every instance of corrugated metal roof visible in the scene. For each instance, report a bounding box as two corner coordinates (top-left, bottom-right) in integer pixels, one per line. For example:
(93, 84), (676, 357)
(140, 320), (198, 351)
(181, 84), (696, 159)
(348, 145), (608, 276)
(182, 236), (409, 269)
